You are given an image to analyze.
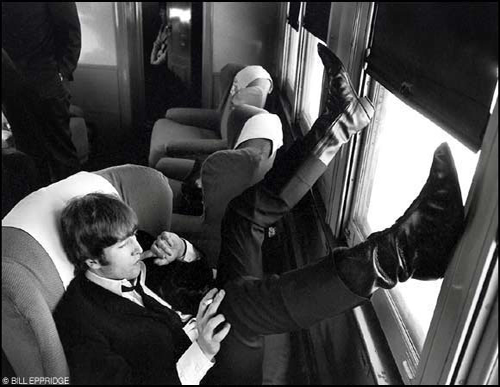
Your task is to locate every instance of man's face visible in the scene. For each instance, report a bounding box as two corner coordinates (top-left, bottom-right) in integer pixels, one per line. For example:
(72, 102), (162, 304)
(89, 233), (143, 281)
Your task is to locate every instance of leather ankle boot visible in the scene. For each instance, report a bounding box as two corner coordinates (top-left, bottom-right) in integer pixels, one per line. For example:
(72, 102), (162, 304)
(263, 44), (374, 207)
(335, 143), (465, 298)
(317, 42), (361, 118)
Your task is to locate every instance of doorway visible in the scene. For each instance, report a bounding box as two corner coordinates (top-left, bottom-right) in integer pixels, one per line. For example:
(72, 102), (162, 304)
(141, 2), (202, 129)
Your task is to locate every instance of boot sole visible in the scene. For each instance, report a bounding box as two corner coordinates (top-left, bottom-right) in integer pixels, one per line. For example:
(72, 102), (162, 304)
(359, 97), (375, 122)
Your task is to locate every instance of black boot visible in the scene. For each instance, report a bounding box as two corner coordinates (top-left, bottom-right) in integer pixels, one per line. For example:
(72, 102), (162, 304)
(335, 142), (465, 298)
(274, 143), (464, 329)
(262, 43), (374, 208)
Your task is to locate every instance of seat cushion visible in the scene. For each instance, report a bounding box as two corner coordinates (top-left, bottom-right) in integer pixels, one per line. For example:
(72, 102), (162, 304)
(149, 118), (219, 168)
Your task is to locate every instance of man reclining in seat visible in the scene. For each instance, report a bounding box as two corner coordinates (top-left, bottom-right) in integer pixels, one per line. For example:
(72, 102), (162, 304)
(54, 44), (465, 385)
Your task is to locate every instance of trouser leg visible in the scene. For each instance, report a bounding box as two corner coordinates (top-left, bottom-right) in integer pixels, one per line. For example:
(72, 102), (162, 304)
(219, 249), (368, 336)
(206, 200), (368, 385)
(39, 94), (80, 182)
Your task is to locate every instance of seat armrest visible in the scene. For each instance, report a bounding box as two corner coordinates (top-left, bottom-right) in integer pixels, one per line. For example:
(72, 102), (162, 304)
(165, 108), (220, 132)
(166, 139), (228, 160)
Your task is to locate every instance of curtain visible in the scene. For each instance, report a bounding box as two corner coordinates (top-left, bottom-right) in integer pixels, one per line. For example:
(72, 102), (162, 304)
(366, 3), (498, 151)
(288, 2), (300, 31)
(303, 2), (331, 43)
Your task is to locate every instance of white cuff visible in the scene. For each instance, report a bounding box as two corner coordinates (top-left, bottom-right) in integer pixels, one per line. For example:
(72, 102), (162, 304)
(179, 239), (201, 262)
(176, 342), (214, 385)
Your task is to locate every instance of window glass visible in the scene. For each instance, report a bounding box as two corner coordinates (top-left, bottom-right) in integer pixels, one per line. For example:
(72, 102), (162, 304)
(300, 33), (325, 128)
(76, 2), (117, 66)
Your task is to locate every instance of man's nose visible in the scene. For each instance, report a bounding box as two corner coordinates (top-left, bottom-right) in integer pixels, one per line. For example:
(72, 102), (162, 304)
(132, 237), (143, 254)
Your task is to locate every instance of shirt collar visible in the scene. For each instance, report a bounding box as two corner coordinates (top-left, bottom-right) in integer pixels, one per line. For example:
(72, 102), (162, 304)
(85, 261), (147, 297)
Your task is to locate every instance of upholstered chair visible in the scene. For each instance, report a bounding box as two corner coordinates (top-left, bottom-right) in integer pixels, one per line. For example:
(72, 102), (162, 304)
(168, 104), (283, 268)
(148, 64), (274, 180)
(2, 165), (173, 378)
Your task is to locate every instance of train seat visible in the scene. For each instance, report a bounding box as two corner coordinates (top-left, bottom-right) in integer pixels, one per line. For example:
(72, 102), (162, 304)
(148, 63), (274, 177)
(167, 104), (283, 268)
(1, 148), (40, 218)
(2, 165), (173, 378)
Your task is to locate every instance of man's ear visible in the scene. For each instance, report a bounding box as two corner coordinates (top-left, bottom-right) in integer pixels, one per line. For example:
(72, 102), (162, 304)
(85, 258), (102, 270)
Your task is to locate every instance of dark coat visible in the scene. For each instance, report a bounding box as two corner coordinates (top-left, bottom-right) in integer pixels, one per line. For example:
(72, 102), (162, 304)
(2, 2), (81, 96)
(54, 274), (191, 385)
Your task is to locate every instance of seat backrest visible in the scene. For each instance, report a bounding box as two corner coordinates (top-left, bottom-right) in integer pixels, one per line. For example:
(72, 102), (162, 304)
(195, 104), (282, 266)
(217, 63), (246, 112)
(217, 64), (273, 140)
(2, 165), (173, 378)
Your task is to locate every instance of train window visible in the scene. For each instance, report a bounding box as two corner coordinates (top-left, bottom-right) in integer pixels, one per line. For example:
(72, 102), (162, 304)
(276, 2), (497, 383)
(347, 80), (482, 379)
(280, 2), (326, 133)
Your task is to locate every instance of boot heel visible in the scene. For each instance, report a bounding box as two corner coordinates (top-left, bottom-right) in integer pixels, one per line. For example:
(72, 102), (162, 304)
(359, 97), (375, 120)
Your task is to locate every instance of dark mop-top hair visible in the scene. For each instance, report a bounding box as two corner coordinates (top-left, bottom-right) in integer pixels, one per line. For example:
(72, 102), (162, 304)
(60, 193), (138, 274)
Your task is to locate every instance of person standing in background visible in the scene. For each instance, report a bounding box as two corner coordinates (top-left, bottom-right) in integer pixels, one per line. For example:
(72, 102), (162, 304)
(150, 2), (170, 67)
(2, 2), (82, 184)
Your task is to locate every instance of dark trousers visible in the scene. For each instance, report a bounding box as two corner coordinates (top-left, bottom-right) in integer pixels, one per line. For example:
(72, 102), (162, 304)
(203, 159), (368, 384)
(38, 92), (81, 182)
(3, 77), (80, 185)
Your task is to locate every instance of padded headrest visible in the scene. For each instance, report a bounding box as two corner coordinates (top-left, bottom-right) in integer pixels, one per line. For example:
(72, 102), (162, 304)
(2, 172), (119, 288)
(230, 65), (273, 96)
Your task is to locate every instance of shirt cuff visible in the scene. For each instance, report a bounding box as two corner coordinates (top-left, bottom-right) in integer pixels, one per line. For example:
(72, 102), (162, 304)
(179, 239), (200, 263)
(176, 342), (214, 385)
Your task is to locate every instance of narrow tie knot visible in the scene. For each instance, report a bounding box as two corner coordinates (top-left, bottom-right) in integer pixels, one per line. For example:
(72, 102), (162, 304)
(122, 274), (142, 293)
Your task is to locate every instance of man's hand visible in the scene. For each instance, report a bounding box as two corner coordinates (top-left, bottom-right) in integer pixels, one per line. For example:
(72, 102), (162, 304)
(150, 24), (170, 66)
(151, 45), (168, 66)
(143, 231), (186, 265)
(195, 288), (231, 361)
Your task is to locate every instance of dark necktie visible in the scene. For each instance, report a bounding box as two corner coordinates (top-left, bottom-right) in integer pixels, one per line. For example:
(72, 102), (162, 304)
(122, 274), (185, 330)
(122, 274), (192, 357)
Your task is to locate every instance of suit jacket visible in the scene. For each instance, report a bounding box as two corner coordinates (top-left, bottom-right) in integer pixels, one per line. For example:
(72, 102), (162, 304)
(54, 274), (191, 385)
(2, 2), (81, 96)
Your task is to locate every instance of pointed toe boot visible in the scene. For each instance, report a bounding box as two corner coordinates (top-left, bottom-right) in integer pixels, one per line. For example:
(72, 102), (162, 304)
(335, 142), (465, 297)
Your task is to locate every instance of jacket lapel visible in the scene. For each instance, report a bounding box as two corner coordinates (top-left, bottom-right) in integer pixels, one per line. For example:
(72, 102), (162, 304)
(79, 275), (161, 319)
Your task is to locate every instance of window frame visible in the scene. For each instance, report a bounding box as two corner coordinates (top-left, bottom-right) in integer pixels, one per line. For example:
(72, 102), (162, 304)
(416, 102), (498, 385)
